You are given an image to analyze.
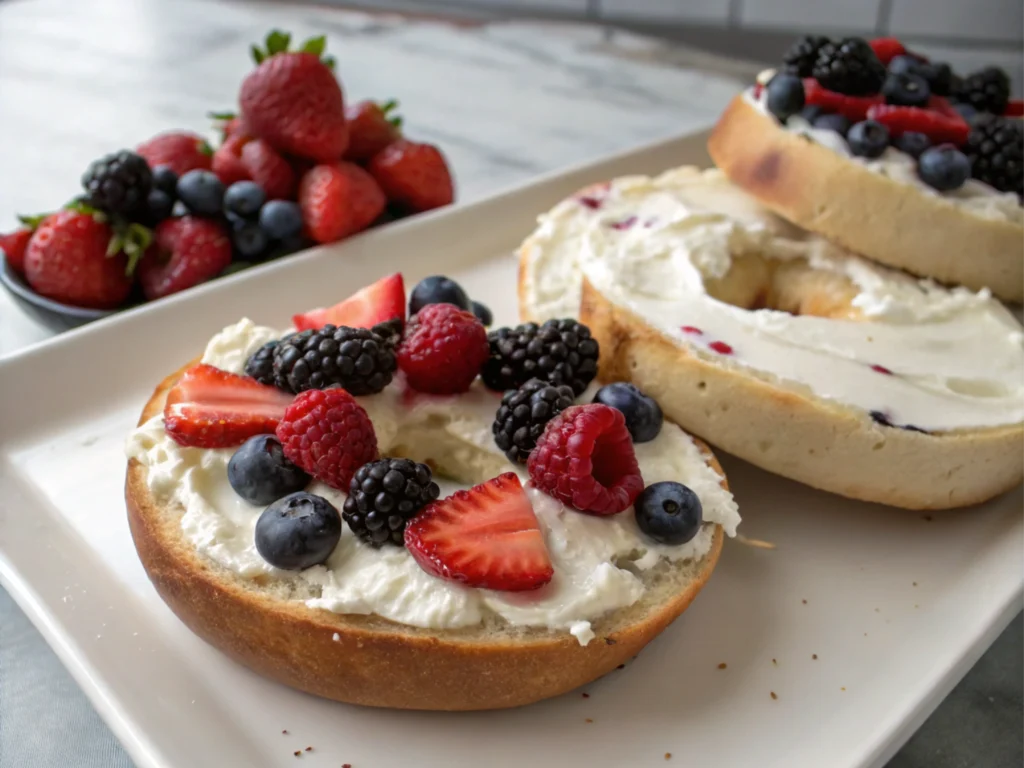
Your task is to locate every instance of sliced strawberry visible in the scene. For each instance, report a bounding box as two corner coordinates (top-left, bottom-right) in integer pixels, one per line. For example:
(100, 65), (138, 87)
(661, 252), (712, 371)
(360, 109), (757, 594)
(927, 95), (962, 119)
(868, 37), (906, 66)
(804, 79), (884, 122)
(867, 104), (970, 146)
(163, 364), (293, 448)
(1004, 99), (1024, 118)
(404, 473), (553, 592)
(292, 272), (405, 332)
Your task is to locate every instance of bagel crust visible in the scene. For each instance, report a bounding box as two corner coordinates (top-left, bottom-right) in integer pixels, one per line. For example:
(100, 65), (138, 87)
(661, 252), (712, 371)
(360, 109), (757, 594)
(579, 277), (1023, 510)
(126, 364), (728, 710)
(709, 95), (1024, 303)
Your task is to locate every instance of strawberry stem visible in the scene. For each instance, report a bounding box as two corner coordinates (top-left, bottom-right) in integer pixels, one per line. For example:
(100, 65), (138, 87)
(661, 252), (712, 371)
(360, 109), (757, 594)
(16, 213), (49, 230)
(249, 29), (334, 68)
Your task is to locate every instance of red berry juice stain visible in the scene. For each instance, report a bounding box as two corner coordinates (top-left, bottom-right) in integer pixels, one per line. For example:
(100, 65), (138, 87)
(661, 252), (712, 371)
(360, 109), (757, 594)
(870, 364), (893, 375)
(708, 341), (733, 355)
(578, 196), (603, 210)
(609, 216), (637, 230)
(680, 326), (703, 335)
(753, 83), (764, 98)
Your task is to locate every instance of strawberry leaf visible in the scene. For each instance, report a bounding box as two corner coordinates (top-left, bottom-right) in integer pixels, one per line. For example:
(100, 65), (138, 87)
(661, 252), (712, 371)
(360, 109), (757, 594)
(16, 213), (49, 230)
(207, 110), (237, 120)
(251, 44), (266, 65)
(198, 139), (214, 157)
(108, 222), (153, 275)
(300, 35), (326, 56)
(322, 55), (337, 71)
(266, 30), (291, 55)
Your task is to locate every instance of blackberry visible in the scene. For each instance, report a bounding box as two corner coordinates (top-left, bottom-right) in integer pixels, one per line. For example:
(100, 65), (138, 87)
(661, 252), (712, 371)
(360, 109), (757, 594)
(342, 459), (439, 547)
(492, 378), (575, 463)
(81, 150), (153, 217)
(964, 116), (1023, 197)
(953, 67), (1011, 115)
(812, 38), (885, 96)
(244, 339), (279, 386)
(482, 319), (599, 396)
(273, 325), (396, 395)
(370, 317), (403, 348)
(782, 35), (830, 78)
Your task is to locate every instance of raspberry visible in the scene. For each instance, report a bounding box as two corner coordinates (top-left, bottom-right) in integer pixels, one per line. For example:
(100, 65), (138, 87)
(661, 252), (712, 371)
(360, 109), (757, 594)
(803, 79), (883, 122)
(527, 404), (644, 516)
(868, 37), (906, 66)
(397, 303), (489, 394)
(866, 104), (969, 146)
(275, 389), (378, 490)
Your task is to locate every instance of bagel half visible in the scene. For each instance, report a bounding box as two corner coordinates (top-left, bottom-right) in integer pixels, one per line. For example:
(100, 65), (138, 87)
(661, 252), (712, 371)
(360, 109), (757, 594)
(709, 94), (1024, 303)
(126, 364), (729, 711)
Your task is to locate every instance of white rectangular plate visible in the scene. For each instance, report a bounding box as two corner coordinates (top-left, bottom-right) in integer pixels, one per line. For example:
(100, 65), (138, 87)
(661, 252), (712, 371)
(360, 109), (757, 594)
(1, 131), (1021, 768)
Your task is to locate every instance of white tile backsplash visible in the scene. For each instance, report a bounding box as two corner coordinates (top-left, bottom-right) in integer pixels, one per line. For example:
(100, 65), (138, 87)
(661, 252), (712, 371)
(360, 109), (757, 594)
(600, 0), (731, 24)
(888, 0), (1023, 43)
(739, 0), (881, 32)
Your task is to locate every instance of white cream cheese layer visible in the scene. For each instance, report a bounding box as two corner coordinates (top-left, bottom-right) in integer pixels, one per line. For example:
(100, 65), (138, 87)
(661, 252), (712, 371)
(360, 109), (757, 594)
(126, 319), (740, 646)
(520, 167), (1024, 431)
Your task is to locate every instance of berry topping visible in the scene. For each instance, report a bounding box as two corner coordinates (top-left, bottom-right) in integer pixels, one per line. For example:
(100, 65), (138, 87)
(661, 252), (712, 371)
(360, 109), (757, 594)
(708, 340), (733, 355)
(163, 363), (293, 449)
(228, 434), (310, 505)
(404, 473), (553, 592)
(492, 378), (576, 463)
(782, 35), (831, 77)
(952, 66), (1011, 116)
(397, 303), (489, 394)
(635, 482), (703, 546)
(259, 200), (304, 241)
(803, 79), (884, 122)
(812, 37), (886, 96)
(867, 104), (970, 146)
(255, 492), (342, 571)
(882, 72), (930, 108)
(176, 170), (226, 217)
(765, 73), (806, 122)
(240, 139), (296, 201)
(272, 324), (397, 395)
(847, 119), (890, 158)
(408, 275), (472, 314)
(223, 181), (266, 219)
(344, 99), (402, 163)
(868, 37), (906, 66)
(917, 145), (971, 192)
(812, 112), (852, 136)
(343, 458), (440, 547)
(137, 131), (213, 177)
(137, 216), (232, 300)
(366, 139), (454, 214)
(293, 273), (405, 332)
(799, 105), (824, 123)
(81, 150), (153, 218)
(276, 388), (378, 490)
(1004, 100), (1024, 118)
(964, 116), (1023, 197)
(144, 189), (175, 226)
(592, 382), (663, 444)
(481, 319), (599, 397)
(298, 162), (386, 244)
(244, 339), (279, 386)
(0, 228), (34, 275)
(527, 404), (644, 516)
(231, 220), (270, 260)
(151, 166), (178, 195)
(471, 300), (494, 327)
(892, 131), (931, 158)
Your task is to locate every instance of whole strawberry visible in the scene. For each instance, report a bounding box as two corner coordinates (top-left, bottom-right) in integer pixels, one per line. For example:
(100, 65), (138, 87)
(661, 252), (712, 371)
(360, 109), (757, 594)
(23, 210), (133, 309)
(298, 162), (385, 243)
(137, 131), (213, 176)
(212, 134), (253, 187)
(241, 139), (296, 199)
(0, 225), (37, 275)
(367, 139), (454, 213)
(344, 99), (401, 162)
(137, 217), (232, 300)
(239, 31), (348, 163)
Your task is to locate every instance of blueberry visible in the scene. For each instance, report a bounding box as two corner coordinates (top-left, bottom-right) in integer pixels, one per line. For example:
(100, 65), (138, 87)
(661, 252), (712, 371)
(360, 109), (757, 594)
(882, 72), (930, 108)
(151, 165), (179, 196)
(409, 275), (472, 314)
(232, 220), (270, 260)
(266, 233), (306, 260)
(953, 102), (978, 122)
(593, 382), (663, 443)
(893, 131), (931, 158)
(258, 200), (303, 240)
(798, 105), (824, 123)
(917, 145), (971, 191)
(847, 120), (890, 158)
(224, 181), (266, 219)
(228, 435), (309, 505)
(145, 189), (175, 224)
(812, 113), (852, 136)
(176, 170), (224, 216)
(254, 492), (341, 570)
(887, 55), (921, 77)
(635, 482), (702, 546)
(765, 73), (806, 122)
(471, 300), (493, 326)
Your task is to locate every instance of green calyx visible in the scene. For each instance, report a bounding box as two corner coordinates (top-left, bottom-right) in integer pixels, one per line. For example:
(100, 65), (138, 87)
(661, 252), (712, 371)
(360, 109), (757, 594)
(379, 99), (403, 131)
(16, 212), (49, 230)
(250, 30), (335, 69)
(106, 221), (152, 276)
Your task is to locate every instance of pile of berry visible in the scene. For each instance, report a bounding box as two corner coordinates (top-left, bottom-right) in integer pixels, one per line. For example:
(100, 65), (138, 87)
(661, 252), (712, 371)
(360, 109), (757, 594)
(162, 271), (705, 592)
(764, 35), (1022, 197)
(0, 30), (454, 311)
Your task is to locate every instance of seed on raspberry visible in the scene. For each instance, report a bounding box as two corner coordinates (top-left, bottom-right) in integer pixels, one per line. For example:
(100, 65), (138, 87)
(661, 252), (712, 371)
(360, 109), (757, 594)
(275, 388), (378, 490)
(397, 303), (489, 394)
(527, 404), (644, 516)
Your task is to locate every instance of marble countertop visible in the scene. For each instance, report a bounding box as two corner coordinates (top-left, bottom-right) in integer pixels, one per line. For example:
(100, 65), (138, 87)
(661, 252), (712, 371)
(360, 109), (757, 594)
(0, 1), (1019, 767)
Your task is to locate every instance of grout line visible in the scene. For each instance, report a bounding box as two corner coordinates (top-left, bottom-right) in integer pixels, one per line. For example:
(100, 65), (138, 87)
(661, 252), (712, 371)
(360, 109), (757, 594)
(727, 0), (745, 29)
(876, 0), (895, 35)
